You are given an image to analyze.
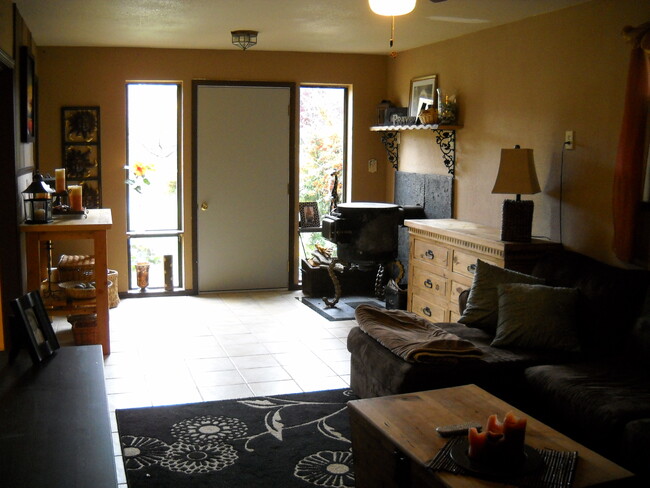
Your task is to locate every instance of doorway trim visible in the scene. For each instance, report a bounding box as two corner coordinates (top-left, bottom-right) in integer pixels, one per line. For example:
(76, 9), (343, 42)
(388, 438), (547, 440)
(191, 80), (297, 293)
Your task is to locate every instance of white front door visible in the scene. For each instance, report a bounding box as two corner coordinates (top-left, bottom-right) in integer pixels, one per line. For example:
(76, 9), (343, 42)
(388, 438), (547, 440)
(196, 84), (291, 291)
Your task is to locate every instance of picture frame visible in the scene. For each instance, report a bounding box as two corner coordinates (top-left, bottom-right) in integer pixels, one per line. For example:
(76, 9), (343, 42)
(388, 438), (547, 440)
(299, 202), (321, 228)
(62, 106), (100, 143)
(19, 46), (35, 142)
(64, 144), (99, 179)
(409, 74), (437, 118)
(11, 291), (60, 364)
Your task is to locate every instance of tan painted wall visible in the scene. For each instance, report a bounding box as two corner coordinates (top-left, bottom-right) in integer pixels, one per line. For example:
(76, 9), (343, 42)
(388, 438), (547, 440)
(387, 0), (650, 265)
(0, 0), (12, 57)
(36, 47), (388, 291)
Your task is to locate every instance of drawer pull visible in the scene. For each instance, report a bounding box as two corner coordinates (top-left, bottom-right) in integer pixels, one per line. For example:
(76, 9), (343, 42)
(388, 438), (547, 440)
(467, 263), (477, 274)
(424, 279), (433, 288)
(423, 307), (432, 317)
(424, 249), (435, 260)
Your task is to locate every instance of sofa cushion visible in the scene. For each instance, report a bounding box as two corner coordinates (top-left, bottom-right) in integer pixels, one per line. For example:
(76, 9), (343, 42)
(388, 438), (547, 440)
(347, 321), (573, 398)
(458, 260), (544, 332)
(524, 362), (650, 451)
(491, 283), (581, 352)
(531, 250), (650, 355)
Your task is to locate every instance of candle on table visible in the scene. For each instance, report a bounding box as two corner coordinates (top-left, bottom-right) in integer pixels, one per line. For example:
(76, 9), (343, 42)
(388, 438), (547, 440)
(502, 411), (527, 452)
(55, 168), (66, 193)
(69, 185), (83, 211)
(33, 208), (46, 220)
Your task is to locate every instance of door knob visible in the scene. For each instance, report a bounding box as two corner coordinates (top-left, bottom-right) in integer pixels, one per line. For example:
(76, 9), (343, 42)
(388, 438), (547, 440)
(201, 202), (208, 211)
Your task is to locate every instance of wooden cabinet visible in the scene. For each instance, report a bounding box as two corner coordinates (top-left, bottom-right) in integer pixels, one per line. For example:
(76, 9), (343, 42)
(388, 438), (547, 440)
(405, 219), (562, 322)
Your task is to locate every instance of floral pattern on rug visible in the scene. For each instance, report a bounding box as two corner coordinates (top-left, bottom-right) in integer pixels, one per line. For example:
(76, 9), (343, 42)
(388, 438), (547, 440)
(118, 389), (356, 487)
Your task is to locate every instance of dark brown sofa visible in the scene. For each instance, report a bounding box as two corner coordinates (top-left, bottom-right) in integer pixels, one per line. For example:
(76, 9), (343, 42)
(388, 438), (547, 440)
(346, 249), (650, 477)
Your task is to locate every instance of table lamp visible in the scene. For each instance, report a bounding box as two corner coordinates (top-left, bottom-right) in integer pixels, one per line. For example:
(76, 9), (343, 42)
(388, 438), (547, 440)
(491, 146), (541, 242)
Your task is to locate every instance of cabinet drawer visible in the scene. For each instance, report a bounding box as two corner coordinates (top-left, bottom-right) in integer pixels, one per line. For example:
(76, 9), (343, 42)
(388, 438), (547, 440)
(411, 294), (446, 322)
(412, 239), (449, 268)
(412, 267), (447, 298)
(450, 280), (469, 304)
(452, 251), (499, 279)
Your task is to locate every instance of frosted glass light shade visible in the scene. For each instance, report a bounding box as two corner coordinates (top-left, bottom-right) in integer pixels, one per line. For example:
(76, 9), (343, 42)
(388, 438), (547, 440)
(369, 0), (416, 16)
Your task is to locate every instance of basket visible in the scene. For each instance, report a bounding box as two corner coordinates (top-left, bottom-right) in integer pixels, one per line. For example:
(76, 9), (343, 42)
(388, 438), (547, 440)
(418, 108), (437, 125)
(67, 313), (98, 346)
(59, 280), (113, 300)
(58, 254), (95, 282)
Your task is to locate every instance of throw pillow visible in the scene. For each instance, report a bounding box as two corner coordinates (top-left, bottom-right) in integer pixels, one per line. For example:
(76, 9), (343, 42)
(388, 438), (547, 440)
(491, 283), (581, 352)
(458, 259), (544, 332)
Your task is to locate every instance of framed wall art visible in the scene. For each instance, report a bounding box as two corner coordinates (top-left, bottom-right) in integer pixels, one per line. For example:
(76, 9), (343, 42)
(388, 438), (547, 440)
(11, 290), (60, 364)
(19, 46), (35, 142)
(61, 106), (102, 208)
(409, 74), (437, 118)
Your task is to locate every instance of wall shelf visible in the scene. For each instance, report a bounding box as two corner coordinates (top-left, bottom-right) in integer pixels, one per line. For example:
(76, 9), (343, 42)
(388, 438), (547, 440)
(370, 124), (462, 174)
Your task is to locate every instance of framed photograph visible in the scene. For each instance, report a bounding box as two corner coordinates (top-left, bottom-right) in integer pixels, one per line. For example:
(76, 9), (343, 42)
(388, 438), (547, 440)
(299, 202), (321, 228)
(19, 46), (35, 142)
(409, 75), (437, 118)
(62, 106), (100, 143)
(385, 107), (408, 125)
(11, 291), (60, 364)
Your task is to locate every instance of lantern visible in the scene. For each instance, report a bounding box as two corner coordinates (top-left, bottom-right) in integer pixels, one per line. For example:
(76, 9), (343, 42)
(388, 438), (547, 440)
(22, 171), (54, 224)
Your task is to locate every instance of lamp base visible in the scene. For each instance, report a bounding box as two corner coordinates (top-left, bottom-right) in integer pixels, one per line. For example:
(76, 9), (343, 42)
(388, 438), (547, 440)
(500, 199), (534, 242)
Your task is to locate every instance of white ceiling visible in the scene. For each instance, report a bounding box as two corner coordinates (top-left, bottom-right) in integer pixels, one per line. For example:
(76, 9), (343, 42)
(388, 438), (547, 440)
(15, 0), (591, 55)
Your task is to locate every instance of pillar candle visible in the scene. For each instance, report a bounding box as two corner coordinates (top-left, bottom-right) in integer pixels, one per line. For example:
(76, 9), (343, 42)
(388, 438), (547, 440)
(69, 185), (83, 211)
(55, 168), (66, 193)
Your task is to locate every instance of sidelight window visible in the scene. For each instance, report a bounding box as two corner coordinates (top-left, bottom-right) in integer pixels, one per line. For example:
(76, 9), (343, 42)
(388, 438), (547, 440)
(126, 83), (182, 291)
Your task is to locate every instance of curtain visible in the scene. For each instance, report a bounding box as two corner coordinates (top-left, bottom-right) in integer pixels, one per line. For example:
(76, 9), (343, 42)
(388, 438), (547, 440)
(612, 26), (650, 262)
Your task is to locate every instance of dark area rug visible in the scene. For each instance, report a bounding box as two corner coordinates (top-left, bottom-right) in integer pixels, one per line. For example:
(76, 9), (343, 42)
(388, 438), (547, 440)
(298, 296), (385, 321)
(116, 389), (358, 488)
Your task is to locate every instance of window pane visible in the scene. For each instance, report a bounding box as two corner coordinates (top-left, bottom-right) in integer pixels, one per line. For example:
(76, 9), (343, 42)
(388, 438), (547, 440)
(299, 86), (347, 275)
(299, 86), (345, 218)
(129, 236), (180, 289)
(127, 84), (179, 232)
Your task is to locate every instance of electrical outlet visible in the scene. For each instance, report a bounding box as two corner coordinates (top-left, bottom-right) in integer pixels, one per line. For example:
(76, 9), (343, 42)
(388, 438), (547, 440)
(564, 130), (574, 150)
(368, 158), (377, 173)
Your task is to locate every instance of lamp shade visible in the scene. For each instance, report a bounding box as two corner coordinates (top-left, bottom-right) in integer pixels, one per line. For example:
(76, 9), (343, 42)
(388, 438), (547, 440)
(491, 147), (541, 196)
(369, 0), (416, 16)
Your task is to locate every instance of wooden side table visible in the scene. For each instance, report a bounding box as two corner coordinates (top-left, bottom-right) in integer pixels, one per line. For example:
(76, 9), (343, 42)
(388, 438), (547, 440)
(348, 385), (634, 488)
(20, 208), (113, 354)
(405, 219), (562, 322)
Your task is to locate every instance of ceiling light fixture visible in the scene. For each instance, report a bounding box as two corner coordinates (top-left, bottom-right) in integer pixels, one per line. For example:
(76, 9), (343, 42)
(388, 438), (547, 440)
(231, 30), (258, 51)
(369, 0), (416, 16)
(369, 0), (417, 50)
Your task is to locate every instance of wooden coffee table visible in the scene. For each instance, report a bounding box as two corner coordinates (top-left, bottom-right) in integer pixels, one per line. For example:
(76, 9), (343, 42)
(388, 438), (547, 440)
(348, 384), (634, 487)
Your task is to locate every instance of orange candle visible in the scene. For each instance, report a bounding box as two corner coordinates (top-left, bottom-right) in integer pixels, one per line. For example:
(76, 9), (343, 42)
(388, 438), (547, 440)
(69, 185), (83, 211)
(55, 168), (66, 193)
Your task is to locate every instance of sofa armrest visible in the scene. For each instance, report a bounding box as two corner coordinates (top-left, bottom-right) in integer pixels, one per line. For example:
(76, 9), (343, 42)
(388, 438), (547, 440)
(459, 289), (469, 316)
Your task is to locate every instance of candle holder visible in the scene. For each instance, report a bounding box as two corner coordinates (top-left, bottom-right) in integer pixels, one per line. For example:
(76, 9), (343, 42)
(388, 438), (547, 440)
(135, 262), (150, 292)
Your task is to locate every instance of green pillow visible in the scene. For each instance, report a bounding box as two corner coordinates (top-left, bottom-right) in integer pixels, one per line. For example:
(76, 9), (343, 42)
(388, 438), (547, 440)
(458, 260), (544, 332)
(491, 283), (581, 352)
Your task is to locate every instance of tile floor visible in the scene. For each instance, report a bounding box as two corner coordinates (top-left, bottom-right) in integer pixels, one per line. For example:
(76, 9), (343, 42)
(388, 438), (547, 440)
(53, 290), (357, 486)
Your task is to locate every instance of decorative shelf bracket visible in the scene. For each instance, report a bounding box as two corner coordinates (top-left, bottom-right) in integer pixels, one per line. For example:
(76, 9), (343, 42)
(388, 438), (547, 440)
(431, 129), (456, 175)
(380, 131), (399, 169)
(371, 124), (460, 174)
